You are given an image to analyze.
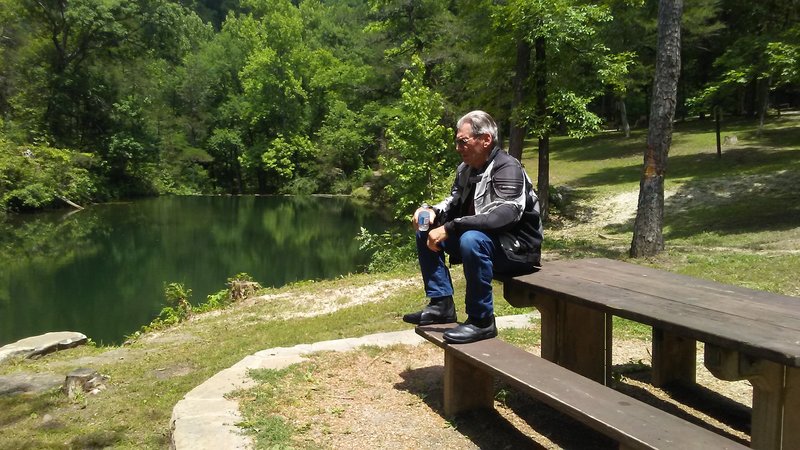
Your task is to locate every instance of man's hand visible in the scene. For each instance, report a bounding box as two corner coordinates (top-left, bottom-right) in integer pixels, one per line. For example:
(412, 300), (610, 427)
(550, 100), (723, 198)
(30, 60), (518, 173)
(411, 207), (436, 231)
(427, 225), (447, 252)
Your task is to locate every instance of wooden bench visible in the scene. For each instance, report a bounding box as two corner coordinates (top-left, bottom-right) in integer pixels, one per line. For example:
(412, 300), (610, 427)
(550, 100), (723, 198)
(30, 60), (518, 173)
(416, 323), (748, 450)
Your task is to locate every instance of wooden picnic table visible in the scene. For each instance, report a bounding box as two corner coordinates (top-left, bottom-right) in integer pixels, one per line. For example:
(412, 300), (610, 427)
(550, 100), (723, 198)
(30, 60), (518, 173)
(502, 258), (800, 450)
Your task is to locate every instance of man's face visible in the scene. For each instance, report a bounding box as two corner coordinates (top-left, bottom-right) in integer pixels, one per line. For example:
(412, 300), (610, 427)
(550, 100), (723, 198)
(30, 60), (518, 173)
(455, 123), (492, 169)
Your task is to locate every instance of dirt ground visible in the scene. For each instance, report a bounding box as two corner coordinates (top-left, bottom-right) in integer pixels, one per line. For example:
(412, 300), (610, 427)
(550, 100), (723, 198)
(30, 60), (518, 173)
(257, 321), (753, 449)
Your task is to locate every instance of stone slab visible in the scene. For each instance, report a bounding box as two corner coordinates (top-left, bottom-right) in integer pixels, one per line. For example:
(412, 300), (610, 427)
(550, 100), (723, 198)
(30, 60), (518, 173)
(0, 331), (88, 364)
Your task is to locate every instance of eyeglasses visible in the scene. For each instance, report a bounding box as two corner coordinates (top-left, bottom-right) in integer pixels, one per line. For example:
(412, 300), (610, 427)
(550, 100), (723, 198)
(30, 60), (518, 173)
(455, 135), (478, 147)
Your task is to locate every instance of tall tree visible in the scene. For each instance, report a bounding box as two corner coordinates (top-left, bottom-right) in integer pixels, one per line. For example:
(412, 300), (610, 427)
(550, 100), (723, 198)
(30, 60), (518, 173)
(688, 0), (799, 128)
(630, 0), (683, 258)
(498, 0), (627, 220)
(380, 54), (454, 219)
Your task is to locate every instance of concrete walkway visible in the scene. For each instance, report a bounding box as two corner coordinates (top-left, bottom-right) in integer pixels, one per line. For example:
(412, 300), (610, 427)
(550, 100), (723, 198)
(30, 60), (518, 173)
(170, 313), (538, 450)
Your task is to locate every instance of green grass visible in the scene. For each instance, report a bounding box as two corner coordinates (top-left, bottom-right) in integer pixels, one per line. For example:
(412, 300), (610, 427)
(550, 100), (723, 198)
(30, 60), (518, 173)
(523, 114), (800, 198)
(1, 113), (798, 448)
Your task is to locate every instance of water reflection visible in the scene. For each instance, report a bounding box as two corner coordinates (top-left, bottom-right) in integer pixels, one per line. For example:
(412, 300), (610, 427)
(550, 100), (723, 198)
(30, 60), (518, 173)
(0, 196), (386, 346)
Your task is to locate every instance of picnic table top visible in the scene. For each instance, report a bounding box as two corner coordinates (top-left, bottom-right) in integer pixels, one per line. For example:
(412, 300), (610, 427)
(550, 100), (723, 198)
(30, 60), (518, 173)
(505, 258), (800, 367)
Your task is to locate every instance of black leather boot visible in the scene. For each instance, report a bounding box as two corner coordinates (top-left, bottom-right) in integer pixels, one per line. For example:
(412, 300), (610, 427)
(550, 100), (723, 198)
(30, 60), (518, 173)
(443, 315), (497, 344)
(402, 296), (456, 325)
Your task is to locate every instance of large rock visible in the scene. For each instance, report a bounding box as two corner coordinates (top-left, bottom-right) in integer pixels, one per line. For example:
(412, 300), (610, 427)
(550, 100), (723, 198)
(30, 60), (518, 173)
(0, 331), (88, 364)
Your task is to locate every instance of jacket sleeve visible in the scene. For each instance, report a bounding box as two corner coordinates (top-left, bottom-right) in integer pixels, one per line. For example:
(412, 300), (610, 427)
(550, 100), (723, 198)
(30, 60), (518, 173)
(431, 163), (466, 224)
(443, 157), (526, 234)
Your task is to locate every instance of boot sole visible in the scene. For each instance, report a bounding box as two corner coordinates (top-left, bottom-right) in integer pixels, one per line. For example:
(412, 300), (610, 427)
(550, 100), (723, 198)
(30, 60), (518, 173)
(403, 315), (457, 325)
(418, 318), (457, 325)
(443, 329), (497, 344)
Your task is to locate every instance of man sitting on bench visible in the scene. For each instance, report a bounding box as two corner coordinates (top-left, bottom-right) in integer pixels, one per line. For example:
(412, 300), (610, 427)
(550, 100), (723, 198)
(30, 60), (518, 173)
(403, 110), (543, 344)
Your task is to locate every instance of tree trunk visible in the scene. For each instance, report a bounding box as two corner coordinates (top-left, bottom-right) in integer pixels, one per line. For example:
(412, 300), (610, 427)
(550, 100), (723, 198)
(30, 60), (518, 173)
(630, 0), (683, 258)
(756, 75), (770, 136)
(715, 106), (722, 158)
(618, 98), (630, 138)
(534, 36), (549, 222)
(537, 135), (550, 222)
(509, 40), (532, 161)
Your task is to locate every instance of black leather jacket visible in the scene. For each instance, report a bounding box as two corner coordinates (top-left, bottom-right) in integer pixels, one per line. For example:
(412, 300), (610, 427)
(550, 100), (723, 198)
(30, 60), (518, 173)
(432, 145), (543, 268)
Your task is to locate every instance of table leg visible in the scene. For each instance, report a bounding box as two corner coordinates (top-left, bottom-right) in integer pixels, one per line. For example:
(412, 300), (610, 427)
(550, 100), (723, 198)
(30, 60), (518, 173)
(783, 367), (800, 450)
(535, 295), (558, 362)
(557, 301), (612, 385)
(705, 345), (800, 450)
(501, 285), (611, 384)
(750, 364), (800, 450)
(443, 348), (494, 416)
(749, 360), (784, 450)
(651, 328), (696, 387)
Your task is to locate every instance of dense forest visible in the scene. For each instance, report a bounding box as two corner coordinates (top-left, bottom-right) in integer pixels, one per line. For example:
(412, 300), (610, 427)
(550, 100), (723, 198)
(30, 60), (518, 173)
(0, 0), (797, 218)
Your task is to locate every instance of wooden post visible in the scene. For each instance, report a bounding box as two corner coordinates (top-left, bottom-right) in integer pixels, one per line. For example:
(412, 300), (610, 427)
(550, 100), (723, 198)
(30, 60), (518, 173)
(535, 295), (559, 363)
(705, 349), (798, 450)
(557, 302), (612, 385)
(782, 367), (800, 450)
(749, 360), (784, 450)
(443, 349), (494, 416)
(652, 328), (696, 386)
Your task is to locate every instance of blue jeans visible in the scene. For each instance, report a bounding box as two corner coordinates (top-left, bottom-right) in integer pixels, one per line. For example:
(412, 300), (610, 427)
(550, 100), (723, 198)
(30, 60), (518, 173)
(417, 229), (531, 320)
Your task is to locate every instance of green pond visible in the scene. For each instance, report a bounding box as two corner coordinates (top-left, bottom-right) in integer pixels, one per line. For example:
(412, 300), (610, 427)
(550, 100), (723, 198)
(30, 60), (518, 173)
(0, 196), (389, 346)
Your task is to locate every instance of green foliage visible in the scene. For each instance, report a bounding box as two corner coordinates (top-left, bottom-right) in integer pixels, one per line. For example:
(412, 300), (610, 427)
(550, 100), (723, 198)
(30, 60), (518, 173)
(379, 55), (454, 219)
(138, 274), (262, 334)
(261, 134), (317, 193)
(1, 0), (799, 209)
(0, 140), (97, 212)
(686, 2), (799, 116)
(524, 89), (603, 139)
(497, 0), (615, 139)
(207, 128), (245, 193)
(145, 282), (194, 330)
(365, 0), (454, 62)
(317, 100), (371, 175)
(356, 227), (416, 272)
(767, 41), (800, 85)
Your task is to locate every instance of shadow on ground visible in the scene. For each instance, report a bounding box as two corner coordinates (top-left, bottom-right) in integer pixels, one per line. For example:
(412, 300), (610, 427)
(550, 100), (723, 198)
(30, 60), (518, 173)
(394, 363), (751, 449)
(395, 365), (616, 449)
(615, 367), (750, 445)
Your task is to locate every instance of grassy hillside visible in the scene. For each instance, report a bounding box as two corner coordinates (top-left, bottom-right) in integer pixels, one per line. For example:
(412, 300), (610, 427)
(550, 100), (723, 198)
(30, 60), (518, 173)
(526, 113), (800, 296)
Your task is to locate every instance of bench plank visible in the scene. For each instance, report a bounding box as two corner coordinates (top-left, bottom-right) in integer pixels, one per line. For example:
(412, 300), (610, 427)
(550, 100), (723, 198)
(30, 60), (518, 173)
(417, 324), (748, 450)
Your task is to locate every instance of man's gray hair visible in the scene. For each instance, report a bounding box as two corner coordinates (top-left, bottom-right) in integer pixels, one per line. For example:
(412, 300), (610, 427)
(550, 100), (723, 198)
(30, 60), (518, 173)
(457, 110), (499, 145)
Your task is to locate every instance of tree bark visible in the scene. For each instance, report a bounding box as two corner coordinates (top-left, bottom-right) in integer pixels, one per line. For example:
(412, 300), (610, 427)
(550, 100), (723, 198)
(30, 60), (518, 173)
(630, 0), (683, 258)
(715, 106), (722, 158)
(508, 39), (531, 161)
(534, 36), (549, 222)
(618, 98), (630, 138)
(756, 75), (770, 136)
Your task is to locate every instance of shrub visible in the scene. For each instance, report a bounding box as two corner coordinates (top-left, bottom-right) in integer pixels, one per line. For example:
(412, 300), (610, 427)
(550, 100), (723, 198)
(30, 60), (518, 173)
(356, 227), (416, 272)
(0, 140), (98, 212)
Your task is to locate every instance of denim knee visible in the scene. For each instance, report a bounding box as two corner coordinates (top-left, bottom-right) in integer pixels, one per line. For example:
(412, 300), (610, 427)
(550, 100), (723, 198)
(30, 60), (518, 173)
(459, 230), (493, 261)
